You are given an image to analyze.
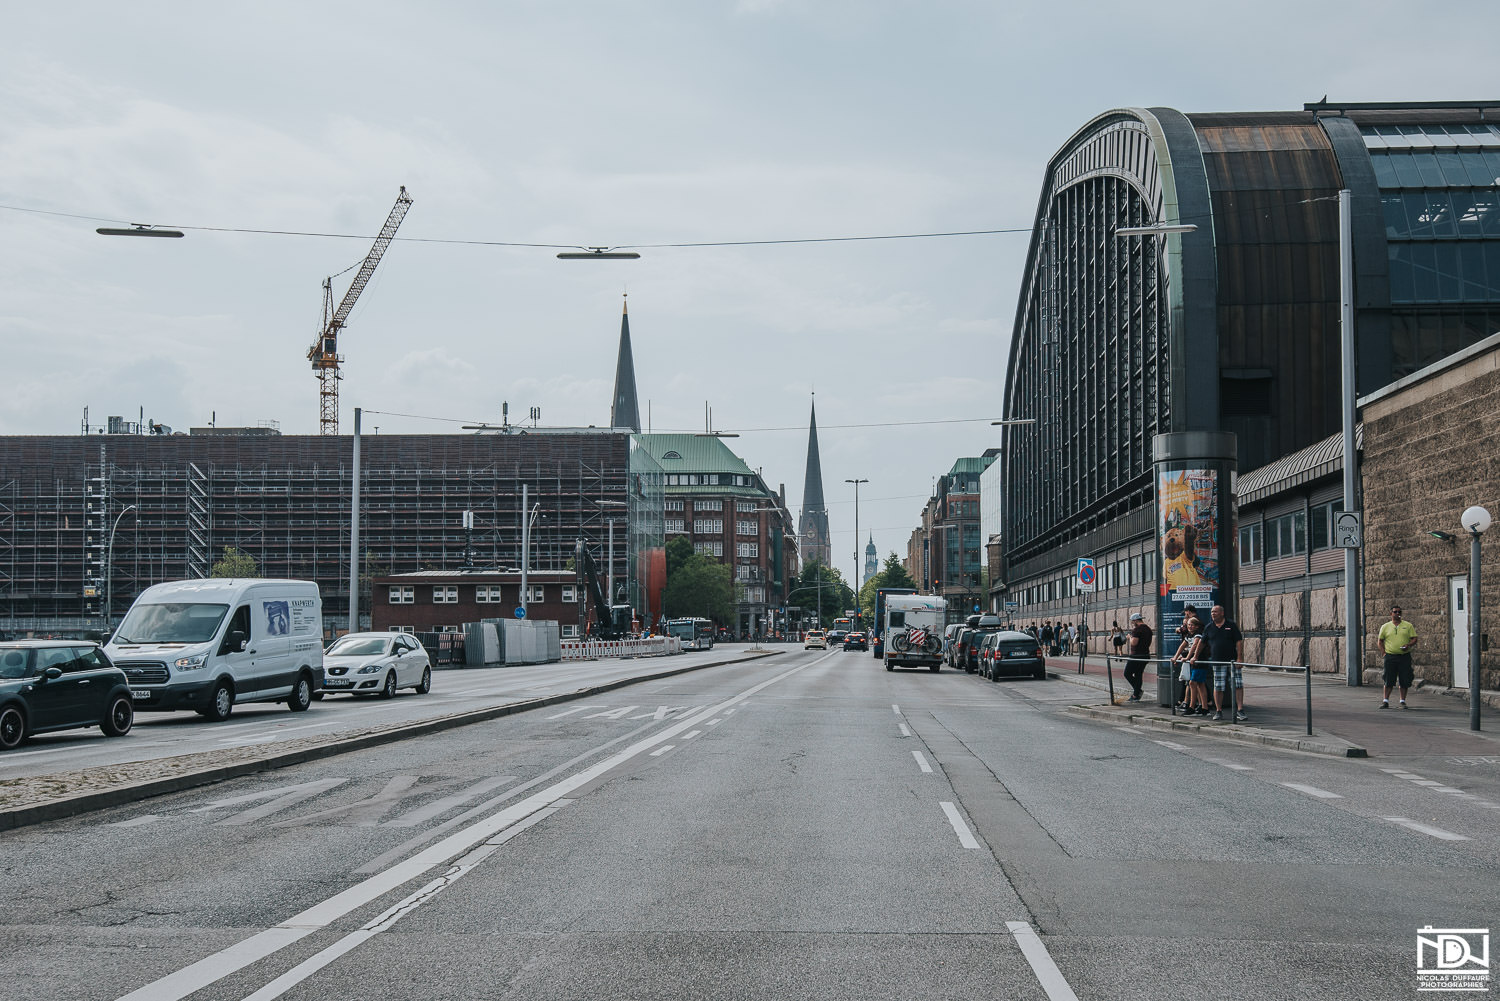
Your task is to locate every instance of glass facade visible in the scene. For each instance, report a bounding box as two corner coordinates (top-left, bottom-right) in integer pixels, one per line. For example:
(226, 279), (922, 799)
(1365, 123), (1500, 375)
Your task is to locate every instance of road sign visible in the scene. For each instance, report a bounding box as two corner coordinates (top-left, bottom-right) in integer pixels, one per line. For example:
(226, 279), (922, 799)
(1334, 511), (1363, 549)
(514, 605), (527, 619)
(1076, 557), (1096, 592)
(1005, 601), (1019, 610)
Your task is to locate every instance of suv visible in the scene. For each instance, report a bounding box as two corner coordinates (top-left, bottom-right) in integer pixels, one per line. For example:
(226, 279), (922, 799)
(960, 614), (1006, 672)
(0, 641), (135, 750)
(804, 630), (828, 650)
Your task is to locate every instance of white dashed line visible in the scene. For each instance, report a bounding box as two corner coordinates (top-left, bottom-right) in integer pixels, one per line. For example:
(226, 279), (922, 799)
(912, 750), (933, 773)
(892, 704), (902, 717)
(681, 730), (702, 740)
(1412, 779), (1443, 787)
(1204, 758), (1254, 771)
(1282, 782), (1342, 799)
(650, 746), (674, 757)
(939, 801), (981, 849)
(1007, 921), (1081, 1001)
(1383, 817), (1470, 841)
(898, 723), (912, 737)
(706, 718), (723, 726)
(1152, 739), (1188, 751)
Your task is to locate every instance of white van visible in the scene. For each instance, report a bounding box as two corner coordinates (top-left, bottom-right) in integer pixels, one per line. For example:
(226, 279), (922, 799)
(883, 594), (946, 672)
(105, 579), (324, 721)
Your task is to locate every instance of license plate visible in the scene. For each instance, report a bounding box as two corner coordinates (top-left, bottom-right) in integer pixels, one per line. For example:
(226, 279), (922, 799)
(1007, 650), (1029, 658)
(130, 688), (151, 699)
(325, 679), (352, 687)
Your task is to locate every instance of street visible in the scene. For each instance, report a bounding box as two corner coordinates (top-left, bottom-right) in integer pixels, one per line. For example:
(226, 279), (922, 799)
(2, 648), (1496, 1001)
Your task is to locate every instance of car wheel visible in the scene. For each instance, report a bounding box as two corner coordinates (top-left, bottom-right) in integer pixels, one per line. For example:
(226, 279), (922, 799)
(0, 704), (26, 750)
(380, 671), (397, 699)
(415, 666), (431, 694)
(203, 681), (234, 722)
(287, 675), (312, 712)
(929, 663), (940, 673)
(102, 694), (134, 736)
(884, 660), (893, 672)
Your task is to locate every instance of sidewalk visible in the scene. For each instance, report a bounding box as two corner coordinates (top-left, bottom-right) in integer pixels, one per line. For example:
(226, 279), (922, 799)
(1041, 651), (1500, 759)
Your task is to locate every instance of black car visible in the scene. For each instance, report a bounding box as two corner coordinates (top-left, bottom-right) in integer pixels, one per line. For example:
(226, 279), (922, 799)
(843, 631), (868, 651)
(0, 641), (134, 750)
(826, 629), (849, 646)
(977, 630), (1047, 681)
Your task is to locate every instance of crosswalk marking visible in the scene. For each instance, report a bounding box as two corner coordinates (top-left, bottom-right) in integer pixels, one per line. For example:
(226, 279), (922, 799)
(275, 775), (422, 827)
(207, 779), (350, 826)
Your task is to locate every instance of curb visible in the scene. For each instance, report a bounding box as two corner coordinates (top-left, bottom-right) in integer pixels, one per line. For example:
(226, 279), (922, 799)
(0, 649), (782, 833)
(1064, 704), (1368, 758)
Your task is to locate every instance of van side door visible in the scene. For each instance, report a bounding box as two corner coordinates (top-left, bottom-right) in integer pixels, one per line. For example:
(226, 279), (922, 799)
(249, 592), (295, 697)
(217, 604), (258, 694)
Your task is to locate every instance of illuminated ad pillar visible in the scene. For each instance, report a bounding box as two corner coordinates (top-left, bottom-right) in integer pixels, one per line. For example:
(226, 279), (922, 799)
(1152, 431), (1238, 706)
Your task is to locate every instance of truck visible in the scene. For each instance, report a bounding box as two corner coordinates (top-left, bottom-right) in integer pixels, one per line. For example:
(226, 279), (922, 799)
(871, 586), (917, 658)
(882, 593), (946, 672)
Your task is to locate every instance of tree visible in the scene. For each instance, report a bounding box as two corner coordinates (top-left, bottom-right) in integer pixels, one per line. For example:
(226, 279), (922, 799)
(859, 553), (919, 622)
(663, 551), (735, 623)
(665, 535), (695, 580)
(210, 546), (258, 578)
(788, 559), (854, 627)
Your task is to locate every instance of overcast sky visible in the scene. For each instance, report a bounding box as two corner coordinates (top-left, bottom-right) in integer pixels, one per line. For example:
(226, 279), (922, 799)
(3, 1), (1493, 576)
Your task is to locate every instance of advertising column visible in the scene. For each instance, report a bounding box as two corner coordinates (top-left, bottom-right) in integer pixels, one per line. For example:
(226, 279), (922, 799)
(1152, 432), (1237, 706)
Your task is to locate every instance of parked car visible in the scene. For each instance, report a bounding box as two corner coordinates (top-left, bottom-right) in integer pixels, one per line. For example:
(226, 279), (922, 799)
(960, 614), (1006, 672)
(804, 629), (828, 650)
(826, 628), (848, 646)
(978, 630), (1047, 681)
(0, 641), (134, 750)
(942, 624), (964, 666)
(322, 632), (432, 698)
(843, 631), (868, 651)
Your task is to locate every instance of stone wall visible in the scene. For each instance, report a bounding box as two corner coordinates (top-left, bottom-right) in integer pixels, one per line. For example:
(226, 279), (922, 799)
(1236, 585), (1346, 673)
(1361, 343), (1500, 691)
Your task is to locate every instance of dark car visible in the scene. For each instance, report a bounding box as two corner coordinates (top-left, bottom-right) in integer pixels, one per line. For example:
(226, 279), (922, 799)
(0, 641), (134, 750)
(843, 631), (868, 651)
(961, 614), (1006, 673)
(977, 630), (1047, 681)
(826, 629), (849, 646)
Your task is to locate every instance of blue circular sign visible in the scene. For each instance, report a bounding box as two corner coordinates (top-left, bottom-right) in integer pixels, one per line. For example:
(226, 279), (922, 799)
(1079, 563), (1096, 585)
(514, 606), (527, 619)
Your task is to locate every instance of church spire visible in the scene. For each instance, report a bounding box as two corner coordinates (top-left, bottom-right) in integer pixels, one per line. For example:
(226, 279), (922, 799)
(799, 396), (831, 566)
(610, 295), (641, 432)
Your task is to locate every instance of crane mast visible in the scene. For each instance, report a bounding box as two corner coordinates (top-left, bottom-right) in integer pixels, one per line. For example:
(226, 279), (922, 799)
(308, 186), (413, 435)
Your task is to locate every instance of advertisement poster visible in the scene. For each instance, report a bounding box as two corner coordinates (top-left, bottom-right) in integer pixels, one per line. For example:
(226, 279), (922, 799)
(1158, 468), (1220, 640)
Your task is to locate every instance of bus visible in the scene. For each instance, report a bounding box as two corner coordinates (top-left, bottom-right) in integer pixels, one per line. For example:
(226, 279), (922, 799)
(665, 617), (716, 650)
(832, 616), (854, 634)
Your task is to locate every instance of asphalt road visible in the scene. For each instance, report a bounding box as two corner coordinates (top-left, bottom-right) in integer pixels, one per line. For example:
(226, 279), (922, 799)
(3, 647), (1496, 1001)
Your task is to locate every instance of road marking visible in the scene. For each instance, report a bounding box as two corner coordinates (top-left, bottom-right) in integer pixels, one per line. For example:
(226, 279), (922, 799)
(544, 705), (600, 720)
(582, 706), (639, 720)
(114, 657), (822, 1001)
(650, 746), (674, 757)
(109, 815), (160, 828)
(1413, 779), (1443, 786)
(898, 723), (911, 737)
(1392, 773), (1424, 780)
(1203, 758), (1254, 771)
(215, 721), (337, 743)
(1382, 817), (1471, 841)
(210, 779), (351, 825)
(1152, 739), (1187, 751)
(912, 750), (932, 773)
(1007, 922), (1080, 1001)
(1281, 783), (1342, 799)
(892, 704), (902, 716)
(384, 776), (517, 828)
(277, 775), (422, 827)
(940, 801), (981, 849)
(681, 730), (702, 741)
(706, 718), (723, 726)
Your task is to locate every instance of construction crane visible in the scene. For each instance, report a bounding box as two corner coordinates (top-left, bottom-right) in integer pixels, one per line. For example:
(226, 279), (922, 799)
(308, 186), (414, 435)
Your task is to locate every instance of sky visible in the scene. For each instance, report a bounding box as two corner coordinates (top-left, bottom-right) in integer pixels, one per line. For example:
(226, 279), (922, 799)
(2, 0), (1494, 578)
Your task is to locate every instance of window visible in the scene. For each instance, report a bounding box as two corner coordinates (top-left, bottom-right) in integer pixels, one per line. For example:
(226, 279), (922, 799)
(745, 586), (765, 603)
(1265, 511), (1307, 560)
(389, 585), (414, 604)
(736, 501), (758, 513)
(1240, 523), (1262, 565)
(476, 585), (501, 603)
(737, 541), (759, 559)
(1310, 500), (1345, 550)
(561, 624), (579, 638)
(692, 518), (724, 534)
(696, 499), (722, 511)
(736, 565), (755, 580)
(661, 450), (682, 460)
(562, 584), (577, 603)
(525, 585), (545, 603)
(694, 541), (723, 557)
(665, 519), (686, 534)
(434, 586), (457, 604)
(665, 499), (684, 511)
(737, 520), (757, 536)
(394, 625), (414, 634)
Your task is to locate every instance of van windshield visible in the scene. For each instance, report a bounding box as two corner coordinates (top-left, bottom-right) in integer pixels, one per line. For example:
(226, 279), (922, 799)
(115, 602), (230, 644)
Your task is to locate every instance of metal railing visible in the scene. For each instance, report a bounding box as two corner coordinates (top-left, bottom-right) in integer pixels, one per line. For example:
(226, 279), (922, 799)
(1103, 655), (1313, 736)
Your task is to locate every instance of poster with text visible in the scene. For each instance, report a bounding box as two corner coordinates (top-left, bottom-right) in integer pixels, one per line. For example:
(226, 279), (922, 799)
(1158, 468), (1220, 640)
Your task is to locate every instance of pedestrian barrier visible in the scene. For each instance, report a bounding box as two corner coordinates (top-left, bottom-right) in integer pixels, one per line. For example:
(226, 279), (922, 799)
(1103, 655), (1313, 735)
(560, 637), (683, 661)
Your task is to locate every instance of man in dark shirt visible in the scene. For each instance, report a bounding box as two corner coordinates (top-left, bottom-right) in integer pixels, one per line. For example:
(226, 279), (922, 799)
(1200, 604), (1246, 721)
(1123, 612), (1152, 701)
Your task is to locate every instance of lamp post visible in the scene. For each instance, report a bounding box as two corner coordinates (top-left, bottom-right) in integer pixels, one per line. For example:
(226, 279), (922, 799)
(1462, 505), (1490, 731)
(928, 524), (956, 621)
(520, 484), (540, 612)
(845, 478), (868, 625)
(104, 504), (137, 634)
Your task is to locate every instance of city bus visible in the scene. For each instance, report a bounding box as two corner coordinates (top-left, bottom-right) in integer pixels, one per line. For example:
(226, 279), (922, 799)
(665, 617), (716, 650)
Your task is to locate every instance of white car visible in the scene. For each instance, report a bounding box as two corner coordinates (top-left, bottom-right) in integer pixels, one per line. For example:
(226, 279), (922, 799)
(804, 630), (827, 650)
(321, 632), (431, 698)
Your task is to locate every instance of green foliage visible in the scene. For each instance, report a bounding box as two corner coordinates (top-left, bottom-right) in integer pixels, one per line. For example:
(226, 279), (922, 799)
(210, 546), (258, 579)
(787, 559), (855, 626)
(663, 549), (735, 623)
(859, 553), (919, 621)
(665, 535), (695, 580)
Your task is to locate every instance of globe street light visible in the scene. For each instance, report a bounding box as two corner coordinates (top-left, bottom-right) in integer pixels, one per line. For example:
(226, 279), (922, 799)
(1462, 504), (1490, 731)
(845, 478), (868, 625)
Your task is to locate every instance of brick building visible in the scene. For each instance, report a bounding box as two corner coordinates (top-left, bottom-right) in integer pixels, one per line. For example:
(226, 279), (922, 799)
(904, 454), (995, 621)
(372, 570), (583, 636)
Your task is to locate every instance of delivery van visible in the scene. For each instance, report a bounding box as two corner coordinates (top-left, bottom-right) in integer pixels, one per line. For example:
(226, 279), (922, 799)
(105, 579), (324, 721)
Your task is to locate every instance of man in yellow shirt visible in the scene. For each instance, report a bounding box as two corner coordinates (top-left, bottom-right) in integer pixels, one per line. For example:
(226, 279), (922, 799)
(1375, 605), (1418, 709)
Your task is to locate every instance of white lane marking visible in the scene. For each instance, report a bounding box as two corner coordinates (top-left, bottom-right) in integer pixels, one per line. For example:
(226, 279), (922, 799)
(215, 721), (338, 744)
(940, 801), (981, 849)
(706, 718), (723, 726)
(1007, 921), (1081, 1001)
(912, 751), (932, 774)
(681, 730), (702, 740)
(892, 704), (902, 716)
(1152, 739), (1187, 751)
(1282, 783), (1342, 799)
(1113, 726), (1137, 733)
(898, 723), (912, 737)
(1203, 758), (1254, 771)
(650, 746), (674, 757)
(581, 706), (638, 720)
(240, 806), (562, 1001)
(109, 815), (160, 828)
(384, 776), (517, 828)
(114, 657), (821, 1001)
(1412, 779), (1443, 786)
(544, 705), (599, 720)
(1383, 817), (1471, 841)
(1379, 767), (1405, 773)
(1392, 773), (1425, 780)
(277, 775), (421, 827)
(216, 779), (352, 826)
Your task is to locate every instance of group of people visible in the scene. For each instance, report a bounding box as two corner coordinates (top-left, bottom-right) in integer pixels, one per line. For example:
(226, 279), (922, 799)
(1168, 604), (1247, 721)
(1021, 620), (1084, 656)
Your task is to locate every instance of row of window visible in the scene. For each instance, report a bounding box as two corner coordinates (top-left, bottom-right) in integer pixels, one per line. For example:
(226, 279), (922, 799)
(1382, 189), (1499, 241)
(1387, 240), (1500, 305)
(664, 519), (762, 537)
(1017, 553), (1156, 606)
(388, 584), (576, 604)
(736, 542), (759, 558)
(1239, 500), (1343, 564)
(1369, 148), (1500, 191)
(386, 623), (583, 638)
(663, 473), (756, 487)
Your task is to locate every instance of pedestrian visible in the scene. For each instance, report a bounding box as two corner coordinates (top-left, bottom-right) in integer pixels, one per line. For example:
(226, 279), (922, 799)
(1110, 620), (1126, 656)
(1201, 604), (1246, 721)
(1059, 622), (1071, 656)
(1123, 612), (1152, 701)
(1040, 620), (1054, 655)
(1183, 618), (1212, 715)
(1376, 605), (1418, 709)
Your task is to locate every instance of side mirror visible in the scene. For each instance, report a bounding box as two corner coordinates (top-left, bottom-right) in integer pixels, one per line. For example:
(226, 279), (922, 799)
(45, 667), (64, 680)
(228, 630), (248, 652)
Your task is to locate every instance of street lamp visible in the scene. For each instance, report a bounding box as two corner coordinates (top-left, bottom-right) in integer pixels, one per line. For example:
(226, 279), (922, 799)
(598, 499), (628, 608)
(1462, 504), (1490, 731)
(845, 478), (868, 623)
(104, 505), (138, 634)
